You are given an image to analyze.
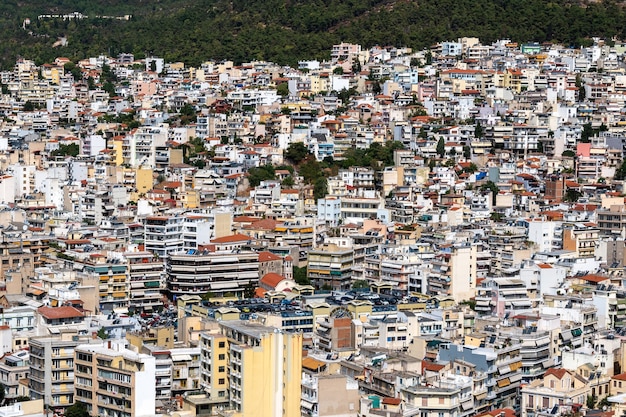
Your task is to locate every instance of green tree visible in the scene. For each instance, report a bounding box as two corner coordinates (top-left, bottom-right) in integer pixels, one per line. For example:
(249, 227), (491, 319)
(333, 66), (343, 75)
(276, 82), (289, 98)
(293, 266), (309, 285)
(65, 402), (90, 417)
(282, 176), (295, 187)
(474, 121), (484, 139)
(586, 394), (597, 409)
(576, 74), (586, 102)
(313, 177), (328, 200)
(564, 189), (582, 203)
(480, 181), (499, 206)
(436, 136), (445, 158)
(248, 164), (276, 187)
(285, 142), (310, 164)
(96, 328), (107, 340)
(243, 281), (256, 299)
(352, 280), (369, 290)
(51, 143), (80, 158)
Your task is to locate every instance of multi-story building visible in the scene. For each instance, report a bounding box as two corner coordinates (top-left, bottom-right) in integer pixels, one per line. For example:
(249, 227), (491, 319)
(74, 340), (157, 417)
(562, 223), (599, 259)
(166, 251), (259, 298)
(307, 244), (354, 290)
(0, 351), (30, 400)
(144, 215), (184, 258)
(521, 368), (590, 417)
(82, 259), (129, 313)
(124, 251), (164, 314)
(29, 333), (95, 411)
(220, 321), (302, 416)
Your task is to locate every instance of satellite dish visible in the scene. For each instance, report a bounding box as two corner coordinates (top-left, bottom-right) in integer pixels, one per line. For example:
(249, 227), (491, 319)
(23, 225), (28, 231)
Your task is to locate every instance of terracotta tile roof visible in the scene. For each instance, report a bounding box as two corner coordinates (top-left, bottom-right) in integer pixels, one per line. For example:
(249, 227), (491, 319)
(210, 233), (251, 244)
(38, 306), (85, 320)
(545, 368), (570, 379)
(258, 251), (282, 262)
(260, 273), (286, 289)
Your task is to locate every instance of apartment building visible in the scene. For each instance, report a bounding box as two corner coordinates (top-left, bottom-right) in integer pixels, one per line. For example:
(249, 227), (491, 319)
(82, 258), (129, 313)
(0, 351), (29, 400)
(29, 333), (96, 411)
(74, 340), (156, 417)
(124, 251), (164, 314)
(521, 368), (590, 417)
(307, 244), (354, 290)
(166, 251), (259, 298)
(220, 321), (302, 416)
(144, 215), (184, 258)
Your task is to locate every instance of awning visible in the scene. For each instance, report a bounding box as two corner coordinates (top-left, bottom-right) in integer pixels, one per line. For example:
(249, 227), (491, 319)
(475, 392), (487, 401)
(498, 365), (511, 375)
(302, 357), (326, 371)
(497, 378), (511, 388)
(560, 331), (572, 342)
(461, 400), (473, 411)
(300, 399), (315, 410)
(618, 304), (626, 310)
(542, 359), (554, 368)
(509, 374), (522, 383)
(571, 328), (583, 337)
(171, 354), (193, 362)
(510, 361), (522, 371)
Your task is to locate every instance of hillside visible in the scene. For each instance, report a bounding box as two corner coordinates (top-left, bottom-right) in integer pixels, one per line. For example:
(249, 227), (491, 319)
(1, 0), (625, 68)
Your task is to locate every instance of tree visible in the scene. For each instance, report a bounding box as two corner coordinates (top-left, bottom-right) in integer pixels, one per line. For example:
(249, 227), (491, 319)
(436, 136), (445, 158)
(586, 394), (597, 409)
(463, 145), (471, 159)
(243, 281), (256, 299)
(50, 143), (80, 158)
(564, 189), (582, 202)
(474, 121), (484, 139)
(332, 66), (343, 75)
(65, 402), (90, 417)
(285, 142), (309, 164)
(276, 82), (289, 98)
(22, 101), (35, 111)
(313, 177), (328, 200)
(576, 74), (586, 102)
(247, 164), (276, 187)
(96, 328), (107, 340)
(293, 266), (309, 285)
(282, 176), (295, 187)
(480, 181), (499, 206)
(352, 280), (369, 290)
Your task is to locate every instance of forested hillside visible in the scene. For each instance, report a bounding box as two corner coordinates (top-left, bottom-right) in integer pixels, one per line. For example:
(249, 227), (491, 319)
(1, 0), (625, 68)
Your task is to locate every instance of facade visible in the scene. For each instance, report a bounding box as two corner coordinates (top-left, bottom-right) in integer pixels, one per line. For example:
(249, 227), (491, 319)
(29, 333), (94, 410)
(166, 251), (259, 298)
(74, 340), (157, 417)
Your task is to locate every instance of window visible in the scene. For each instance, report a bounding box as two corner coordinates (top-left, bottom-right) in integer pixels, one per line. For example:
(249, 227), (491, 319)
(543, 397), (549, 408)
(218, 366), (225, 373)
(528, 395), (534, 408)
(218, 354), (225, 360)
(218, 378), (225, 385)
(218, 341), (225, 348)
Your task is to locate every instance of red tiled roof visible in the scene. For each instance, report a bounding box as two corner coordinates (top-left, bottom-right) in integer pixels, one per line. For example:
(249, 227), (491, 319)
(260, 273), (285, 289)
(210, 233), (251, 244)
(38, 306), (85, 320)
(545, 368), (570, 380)
(577, 274), (609, 284)
(258, 251), (281, 262)
(382, 398), (402, 406)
